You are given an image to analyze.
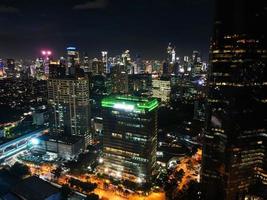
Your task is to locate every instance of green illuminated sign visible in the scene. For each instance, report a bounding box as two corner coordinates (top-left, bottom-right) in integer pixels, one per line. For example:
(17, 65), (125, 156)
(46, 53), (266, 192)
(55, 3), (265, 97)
(101, 95), (159, 112)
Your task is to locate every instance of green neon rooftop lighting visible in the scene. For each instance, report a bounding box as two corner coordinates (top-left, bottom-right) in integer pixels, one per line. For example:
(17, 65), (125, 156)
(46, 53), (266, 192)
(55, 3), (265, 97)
(101, 95), (159, 112)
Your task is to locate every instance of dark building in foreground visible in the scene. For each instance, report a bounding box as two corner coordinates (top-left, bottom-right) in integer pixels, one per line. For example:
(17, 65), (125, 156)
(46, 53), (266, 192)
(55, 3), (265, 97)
(8, 176), (60, 200)
(201, 0), (267, 199)
(100, 96), (158, 184)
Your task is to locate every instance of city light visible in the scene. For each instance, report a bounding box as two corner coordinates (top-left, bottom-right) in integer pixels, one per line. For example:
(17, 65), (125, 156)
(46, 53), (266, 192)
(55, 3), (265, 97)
(98, 157), (103, 163)
(113, 103), (134, 111)
(67, 47), (76, 50)
(198, 79), (204, 86)
(137, 177), (142, 183)
(30, 138), (40, 145)
(116, 171), (121, 178)
(101, 96), (159, 112)
(41, 50), (52, 56)
(1, 1), (265, 199)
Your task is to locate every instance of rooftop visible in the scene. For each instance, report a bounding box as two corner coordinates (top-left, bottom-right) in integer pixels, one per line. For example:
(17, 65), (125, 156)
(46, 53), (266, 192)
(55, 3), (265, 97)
(101, 95), (159, 112)
(10, 176), (60, 200)
(40, 134), (83, 145)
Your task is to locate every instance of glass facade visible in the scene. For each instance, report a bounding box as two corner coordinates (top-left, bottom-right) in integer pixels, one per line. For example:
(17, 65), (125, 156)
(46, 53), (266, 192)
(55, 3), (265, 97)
(201, 0), (267, 199)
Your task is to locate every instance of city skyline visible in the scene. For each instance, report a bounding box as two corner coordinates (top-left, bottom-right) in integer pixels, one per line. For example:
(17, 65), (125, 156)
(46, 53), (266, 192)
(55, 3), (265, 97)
(0, 0), (266, 200)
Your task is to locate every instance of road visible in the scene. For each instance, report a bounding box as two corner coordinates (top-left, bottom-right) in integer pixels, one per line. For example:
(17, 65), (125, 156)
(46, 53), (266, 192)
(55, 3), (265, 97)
(26, 162), (165, 200)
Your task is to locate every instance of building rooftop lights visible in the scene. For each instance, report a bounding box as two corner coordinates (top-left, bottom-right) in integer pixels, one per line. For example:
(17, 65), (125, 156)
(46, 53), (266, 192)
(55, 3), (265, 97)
(67, 47), (76, 50)
(101, 95), (159, 112)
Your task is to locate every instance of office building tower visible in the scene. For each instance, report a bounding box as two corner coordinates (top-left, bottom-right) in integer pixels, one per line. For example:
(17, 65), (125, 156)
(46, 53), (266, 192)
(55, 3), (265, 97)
(101, 51), (108, 74)
(40, 50), (52, 76)
(162, 62), (169, 75)
(6, 59), (15, 78)
(47, 63), (92, 146)
(66, 47), (80, 68)
(122, 50), (132, 73)
(128, 74), (152, 96)
(110, 64), (128, 94)
(82, 53), (90, 73)
(135, 54), (144, 74)
(201, 0), (267, 199)
(90, 58), (104, 75)
(0, 59), (5, 78)
(167, 43), (175, 64)
(100, 95), (158, 184)
(152, 77), (171, 103)
(122, 50), (131, 66)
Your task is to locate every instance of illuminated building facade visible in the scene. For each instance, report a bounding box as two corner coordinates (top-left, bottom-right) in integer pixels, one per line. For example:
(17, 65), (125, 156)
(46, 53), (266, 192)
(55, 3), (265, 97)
(0, 59), (5, 78)
(100, 96), (158, 184)
(81, 53), (90, 73)
(6, 59), (15, 78)
(201, 0), (267, 199)
(34, 58), (45, 79)
(152, 78), (171, 103)
(47, 64), (92, 146)
(101, 51), (108, 74)
(67, 47), (80, 68)
(41, 50), (52, 76)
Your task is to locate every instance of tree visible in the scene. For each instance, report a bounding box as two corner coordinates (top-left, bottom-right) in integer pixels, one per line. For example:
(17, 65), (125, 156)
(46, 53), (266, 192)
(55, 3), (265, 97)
(175, 169), (185, 182)
(68, 178), (97, 193)
(53, 167), (62, 179)
(61, 184), (71, 200)
(85, 193), (99, 200)
(176, 180), (202, 200)
(9, 162), (30, 178)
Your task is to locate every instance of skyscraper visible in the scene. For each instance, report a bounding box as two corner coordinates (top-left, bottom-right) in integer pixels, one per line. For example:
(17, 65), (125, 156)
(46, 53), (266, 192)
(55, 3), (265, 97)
(6, 59), (15, 78)
(67, 47), (80, 68)
(0, 59), (5, 78)
(201, 0), (267, 199)
(101, 51), (108, 74)
(110, 64), (128, 94)
(100, 95), (158, 184)
(47, 63), (92, 146)
(152, 77), (171, 103)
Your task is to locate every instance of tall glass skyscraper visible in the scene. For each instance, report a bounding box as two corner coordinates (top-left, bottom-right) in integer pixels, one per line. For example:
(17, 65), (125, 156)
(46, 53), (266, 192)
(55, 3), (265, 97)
(201, 0), (267, 199)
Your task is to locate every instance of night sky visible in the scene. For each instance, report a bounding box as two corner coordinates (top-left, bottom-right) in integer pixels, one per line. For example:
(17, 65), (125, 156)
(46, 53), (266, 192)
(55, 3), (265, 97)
(0, 0), (214, 60)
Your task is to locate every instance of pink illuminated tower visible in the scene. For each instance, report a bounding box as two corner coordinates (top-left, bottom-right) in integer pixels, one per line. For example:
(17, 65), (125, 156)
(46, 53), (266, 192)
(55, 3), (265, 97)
(41, 50), (52, 75)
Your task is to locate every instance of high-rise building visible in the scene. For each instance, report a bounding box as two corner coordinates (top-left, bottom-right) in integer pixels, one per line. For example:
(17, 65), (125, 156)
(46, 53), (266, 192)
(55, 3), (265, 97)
(128, 74), (152, 96)
(90, 58), (104, 75)
(81, 53), (90, 73)
(100, 95), (158, 184)
(110, 64), (128, 94)
(152, 77), (171, 103)
(41, 50), (52, 76)
(167, 43), (175, 64)
(101, 51), (108, 74)
(47, 63), (92, 146)
(201, 0), (267, 199)
(6, 59), (15, 78)
(67, 47), (80, 68)
(0, 59), (5, 78)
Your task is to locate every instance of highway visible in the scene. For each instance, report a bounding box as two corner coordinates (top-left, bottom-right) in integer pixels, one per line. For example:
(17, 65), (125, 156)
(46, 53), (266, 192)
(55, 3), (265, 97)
(0, 128), (48, 161)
